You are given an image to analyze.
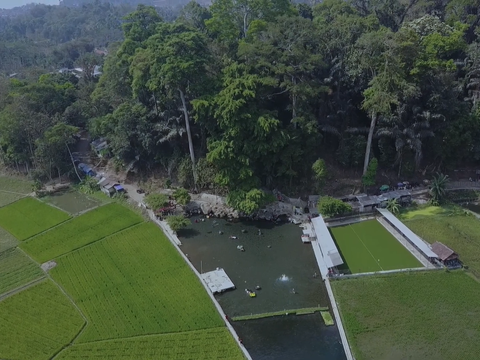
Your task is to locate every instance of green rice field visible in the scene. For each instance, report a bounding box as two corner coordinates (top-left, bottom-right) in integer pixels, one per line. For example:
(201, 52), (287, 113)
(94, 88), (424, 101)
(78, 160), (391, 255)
(0, 192), (243, 360)
(21, 203), (142, 262)
(0, 176), (32, 194)
(0, 248), (43, 296)
(0, 197), (70, 240)
(0, 226), (18, 252)
(0, 280), (85, 360)
(402, 206), (480, 278)
(332, 271), (480, 360)
(57, 328), (244, 360)
(330, 220), (422, 274)
(0, 192), (26, 207)
(51, 222), (224, 343)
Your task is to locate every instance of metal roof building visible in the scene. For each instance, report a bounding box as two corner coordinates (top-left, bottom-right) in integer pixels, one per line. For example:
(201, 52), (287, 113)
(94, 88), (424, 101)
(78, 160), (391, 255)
(311, 216), (344, 268)
(377, 208), (437, 258)
(200, 268), (235, 294)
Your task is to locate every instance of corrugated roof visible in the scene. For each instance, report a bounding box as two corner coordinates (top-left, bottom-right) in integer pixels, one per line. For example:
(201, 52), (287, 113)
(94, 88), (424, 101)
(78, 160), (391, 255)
(431, 242), (457, 261)
(311, 216), (344, 267)
(377, 208), (437, 258)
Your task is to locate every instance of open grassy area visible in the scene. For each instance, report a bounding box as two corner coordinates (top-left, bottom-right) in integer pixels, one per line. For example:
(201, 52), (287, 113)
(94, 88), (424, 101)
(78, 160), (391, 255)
(0, 176), (32, 194)
(0, 248), (44, 296)
(0, 176), (32, 207)
(402, 206), (480, 278)
(0, 226), (18, 253)
(330, 220), (421, 274)
(0, 280), (85, 360)
(332, 271), (480, 360)
(0, 192), (27, 207)
(51, 222), (224, 342)
(0, 197), (70, 240)
(21, 203), (142, 262)
(56, 328), (244, 360)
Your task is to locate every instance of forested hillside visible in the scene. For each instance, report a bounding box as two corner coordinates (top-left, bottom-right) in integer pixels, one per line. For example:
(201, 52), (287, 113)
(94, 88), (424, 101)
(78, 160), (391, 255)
(1, 0), (480, 213)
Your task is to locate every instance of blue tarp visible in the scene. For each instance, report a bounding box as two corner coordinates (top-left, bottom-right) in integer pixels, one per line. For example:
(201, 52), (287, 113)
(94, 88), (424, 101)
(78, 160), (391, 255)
(114, 185), (124, 191)
(78, 163), (96, 177)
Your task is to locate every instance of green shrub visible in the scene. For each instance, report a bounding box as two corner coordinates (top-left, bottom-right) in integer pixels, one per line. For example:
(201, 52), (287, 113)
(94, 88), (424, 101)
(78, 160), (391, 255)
(145, 193), (169, 210)
(317, 196), (352, 217)
(173, 188), (191, 205)
(362, 158), (378, 187)
(227, 188), (273, 215)
(312, 158), (327, 192)
(166, 215), (190, 232)
(78, 176), (100, 194)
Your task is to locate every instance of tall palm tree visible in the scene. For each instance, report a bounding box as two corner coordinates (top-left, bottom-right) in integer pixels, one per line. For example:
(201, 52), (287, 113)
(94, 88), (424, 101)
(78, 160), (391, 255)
(429, 173), (449, 204)
(376, 106), (440, 176)
(386, 198), (400, 214)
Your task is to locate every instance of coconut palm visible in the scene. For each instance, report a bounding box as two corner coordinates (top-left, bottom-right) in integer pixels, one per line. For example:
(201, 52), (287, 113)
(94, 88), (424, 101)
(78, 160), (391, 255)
(386, 198), (400, 214)
(429, 173), (449, 204)
(376, 106), (440, 176)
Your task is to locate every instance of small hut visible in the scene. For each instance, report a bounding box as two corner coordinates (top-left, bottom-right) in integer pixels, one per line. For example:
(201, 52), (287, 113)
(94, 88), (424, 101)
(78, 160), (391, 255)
(431, 242), (461, 269)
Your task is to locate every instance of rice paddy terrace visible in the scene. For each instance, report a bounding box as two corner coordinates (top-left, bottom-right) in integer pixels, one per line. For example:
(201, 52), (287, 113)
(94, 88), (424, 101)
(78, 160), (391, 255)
(0, 178), (243, 360)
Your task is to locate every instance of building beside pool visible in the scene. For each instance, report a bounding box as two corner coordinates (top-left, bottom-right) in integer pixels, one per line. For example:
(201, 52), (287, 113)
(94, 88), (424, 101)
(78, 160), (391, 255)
(355, 190), (412, 212)
(310, 215), (343, 278)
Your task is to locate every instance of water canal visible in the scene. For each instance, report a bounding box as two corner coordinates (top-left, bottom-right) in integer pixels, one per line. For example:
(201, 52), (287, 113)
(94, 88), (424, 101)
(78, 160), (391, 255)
(178, 217), (346, 360)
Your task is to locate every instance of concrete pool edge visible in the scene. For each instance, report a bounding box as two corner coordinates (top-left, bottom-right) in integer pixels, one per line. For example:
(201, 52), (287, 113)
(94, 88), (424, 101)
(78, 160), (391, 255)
(311, 239), (354, 360)
(154, 214), (253, 360)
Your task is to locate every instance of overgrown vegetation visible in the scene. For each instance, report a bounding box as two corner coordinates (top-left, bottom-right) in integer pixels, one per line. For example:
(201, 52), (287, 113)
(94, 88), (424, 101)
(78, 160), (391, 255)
(166, 215), (190, 232)
(144, 193), (169, 210)
(317, 196), (352, 217)
(173, 187), (191, 205)
(2, 0), (480, 211)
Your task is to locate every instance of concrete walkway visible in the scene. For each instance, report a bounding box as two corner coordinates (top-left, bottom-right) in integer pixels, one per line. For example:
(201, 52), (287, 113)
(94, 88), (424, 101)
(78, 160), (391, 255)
(377, 217), (435, 269)
(311, 240), (354, 360)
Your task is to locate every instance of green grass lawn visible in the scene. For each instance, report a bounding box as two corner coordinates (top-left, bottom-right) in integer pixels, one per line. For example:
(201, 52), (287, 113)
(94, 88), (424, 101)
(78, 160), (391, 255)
(56, 328), (244, 360)
(402, 206), (480, 278)
(21, 203), (142, 262)
(0, 248), (44, 296)
(332, 271), (480, 360)
(0, 197), (70, 240)
(0, 280), (85, 360)
(51, 222), (224, 343)
(330, 220), (421, 274)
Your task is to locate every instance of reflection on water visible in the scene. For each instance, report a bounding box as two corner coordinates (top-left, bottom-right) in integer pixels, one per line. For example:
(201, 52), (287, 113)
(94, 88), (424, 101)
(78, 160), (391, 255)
(234, 313), (346, 360)
(178, 216), (346, 360)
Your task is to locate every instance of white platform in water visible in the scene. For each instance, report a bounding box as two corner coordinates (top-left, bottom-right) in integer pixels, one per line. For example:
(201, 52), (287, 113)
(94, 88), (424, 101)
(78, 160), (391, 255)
(201, 268), (235, 294)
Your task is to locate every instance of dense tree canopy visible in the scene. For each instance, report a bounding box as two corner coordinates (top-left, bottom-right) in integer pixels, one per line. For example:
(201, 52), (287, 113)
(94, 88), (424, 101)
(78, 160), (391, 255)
(2, 0), (480, 212)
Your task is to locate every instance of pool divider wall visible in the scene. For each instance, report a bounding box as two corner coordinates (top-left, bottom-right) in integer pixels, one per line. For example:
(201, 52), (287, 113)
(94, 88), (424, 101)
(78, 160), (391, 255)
(231, 306), (329, 322)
